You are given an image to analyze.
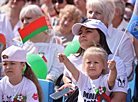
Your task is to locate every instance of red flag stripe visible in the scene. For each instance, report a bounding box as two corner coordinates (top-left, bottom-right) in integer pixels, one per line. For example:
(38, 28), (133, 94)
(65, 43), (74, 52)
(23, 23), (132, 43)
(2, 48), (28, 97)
(19, 16), (48, 39)
(102, 93), (111, 101)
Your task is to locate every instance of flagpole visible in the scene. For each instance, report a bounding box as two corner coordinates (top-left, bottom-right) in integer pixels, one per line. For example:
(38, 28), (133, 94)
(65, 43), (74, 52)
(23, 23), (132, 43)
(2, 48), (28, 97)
(47, 13), (60, 53)
(112, 29), (127, 60)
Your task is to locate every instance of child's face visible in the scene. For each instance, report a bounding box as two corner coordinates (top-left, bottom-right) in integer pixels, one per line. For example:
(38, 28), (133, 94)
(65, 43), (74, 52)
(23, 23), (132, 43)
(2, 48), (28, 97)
(84, 54), (105, 79)
(2, 61), (25, 79)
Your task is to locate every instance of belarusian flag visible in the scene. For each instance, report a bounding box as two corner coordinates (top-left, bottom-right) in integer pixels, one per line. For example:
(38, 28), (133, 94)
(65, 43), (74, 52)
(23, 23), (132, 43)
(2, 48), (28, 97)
(19, 16), (52, 43)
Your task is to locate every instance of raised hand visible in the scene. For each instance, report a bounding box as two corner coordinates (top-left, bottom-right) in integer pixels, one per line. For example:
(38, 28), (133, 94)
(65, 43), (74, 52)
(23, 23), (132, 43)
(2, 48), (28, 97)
(58, 53), (68, 63)
(108, 60), (116, 71)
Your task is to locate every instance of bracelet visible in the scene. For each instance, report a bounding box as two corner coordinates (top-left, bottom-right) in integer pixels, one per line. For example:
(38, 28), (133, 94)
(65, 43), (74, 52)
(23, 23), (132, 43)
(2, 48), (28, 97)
(48, 4), (53, 9)
(66, 82), (72, 84)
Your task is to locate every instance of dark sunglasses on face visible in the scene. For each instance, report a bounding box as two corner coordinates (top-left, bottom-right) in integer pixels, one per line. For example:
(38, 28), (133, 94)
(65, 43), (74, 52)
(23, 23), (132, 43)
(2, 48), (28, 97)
(52, 0), (63, 4)
(16, 0), (26, 2)
(27, 0), (36, 3)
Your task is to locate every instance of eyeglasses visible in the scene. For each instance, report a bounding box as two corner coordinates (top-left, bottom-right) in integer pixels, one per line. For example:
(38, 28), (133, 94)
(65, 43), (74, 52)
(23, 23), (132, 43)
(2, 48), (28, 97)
(52, 0), (63, 4)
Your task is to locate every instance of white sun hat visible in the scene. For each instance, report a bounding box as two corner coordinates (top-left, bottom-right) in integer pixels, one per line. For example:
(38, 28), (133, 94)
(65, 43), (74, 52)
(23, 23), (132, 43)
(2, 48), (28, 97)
(72, 19), (108, 37)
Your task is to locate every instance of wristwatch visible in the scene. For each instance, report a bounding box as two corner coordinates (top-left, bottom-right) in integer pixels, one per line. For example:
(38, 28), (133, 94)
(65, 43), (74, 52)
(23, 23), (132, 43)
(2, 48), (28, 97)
(66, 82), (72, 84)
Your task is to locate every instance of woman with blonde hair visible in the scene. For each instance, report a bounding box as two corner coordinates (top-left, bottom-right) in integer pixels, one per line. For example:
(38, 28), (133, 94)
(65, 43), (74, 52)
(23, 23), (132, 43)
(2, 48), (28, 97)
(10, 5), (65, 84)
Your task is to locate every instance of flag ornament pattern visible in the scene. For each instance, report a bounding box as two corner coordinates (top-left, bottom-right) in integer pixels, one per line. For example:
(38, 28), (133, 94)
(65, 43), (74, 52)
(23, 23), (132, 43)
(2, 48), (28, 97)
(19, 16), (52, 43)
(38, 52), (47, 63)
(127, 0), (138, 40)
(14, 94), (26, 102)
(95, 86), (111, 102)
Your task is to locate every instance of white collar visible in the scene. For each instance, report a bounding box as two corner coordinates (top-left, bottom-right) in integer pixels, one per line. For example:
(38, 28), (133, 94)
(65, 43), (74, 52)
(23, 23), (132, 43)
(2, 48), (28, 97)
(107, 23), (113, 37)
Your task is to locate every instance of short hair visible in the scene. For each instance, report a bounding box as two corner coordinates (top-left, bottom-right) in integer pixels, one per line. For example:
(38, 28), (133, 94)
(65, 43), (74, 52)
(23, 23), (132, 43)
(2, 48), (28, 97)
(82, 46), (109, 75)
(20, 5), (44, 20)
(59, 4), (82, 23)
(113, 0), (125, 18)
(86, 0), (115, 25)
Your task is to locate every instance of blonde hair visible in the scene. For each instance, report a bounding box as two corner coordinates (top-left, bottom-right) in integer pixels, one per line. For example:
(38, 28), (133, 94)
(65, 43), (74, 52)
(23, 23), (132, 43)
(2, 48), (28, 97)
(20, 5), (44, 20)
(82, 46), (108, 75)
(86, 0), (115, 25)
(19, 5), (54, 35)
(59, 4), (82, 23)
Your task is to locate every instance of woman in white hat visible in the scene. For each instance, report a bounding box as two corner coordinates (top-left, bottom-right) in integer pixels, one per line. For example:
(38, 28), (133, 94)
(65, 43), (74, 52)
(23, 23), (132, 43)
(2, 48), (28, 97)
(58, 19), (128, 102)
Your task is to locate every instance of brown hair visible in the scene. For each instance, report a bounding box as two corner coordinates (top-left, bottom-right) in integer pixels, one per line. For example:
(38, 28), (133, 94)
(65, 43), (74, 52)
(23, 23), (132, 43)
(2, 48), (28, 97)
(59, 4), (82, 23)
(75, 29), (112, 57)
(24, 63), (43, 102)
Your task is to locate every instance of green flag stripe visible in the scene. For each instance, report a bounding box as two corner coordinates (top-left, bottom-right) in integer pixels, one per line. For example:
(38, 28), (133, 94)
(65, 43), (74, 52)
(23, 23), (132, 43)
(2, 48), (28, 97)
(22, 25), (49, 43)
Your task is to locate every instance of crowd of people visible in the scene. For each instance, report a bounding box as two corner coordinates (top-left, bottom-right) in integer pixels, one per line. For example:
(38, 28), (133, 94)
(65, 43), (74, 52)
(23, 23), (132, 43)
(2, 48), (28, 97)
(0, 0), (137, 102)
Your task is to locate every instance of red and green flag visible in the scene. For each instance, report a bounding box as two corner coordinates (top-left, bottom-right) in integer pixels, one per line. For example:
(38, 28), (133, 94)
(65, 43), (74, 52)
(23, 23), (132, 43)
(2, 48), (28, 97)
(19, 16), (52, 43)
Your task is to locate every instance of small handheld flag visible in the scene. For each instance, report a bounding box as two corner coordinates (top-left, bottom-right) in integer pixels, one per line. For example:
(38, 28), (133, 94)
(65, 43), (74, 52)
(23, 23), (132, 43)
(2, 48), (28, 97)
(127, 0), (138, 40)
(112, 0), (137, 60)
(19, 16), (52, 43)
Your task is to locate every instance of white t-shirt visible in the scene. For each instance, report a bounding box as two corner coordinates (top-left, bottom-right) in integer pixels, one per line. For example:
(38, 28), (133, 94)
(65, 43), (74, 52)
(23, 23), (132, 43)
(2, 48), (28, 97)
(64, 53), (129, 93)
(0, 76), (39, 102)
(73, 71), (112, 102)
(0, 13), (21, 46)
(10, 36), (65, 83)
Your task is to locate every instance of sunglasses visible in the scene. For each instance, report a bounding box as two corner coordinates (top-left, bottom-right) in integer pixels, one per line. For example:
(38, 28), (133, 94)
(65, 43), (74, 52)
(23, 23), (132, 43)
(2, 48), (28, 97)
(52, 0), (63, 4)
(27, 0), (36, 3)
(16, 0), (26, 2)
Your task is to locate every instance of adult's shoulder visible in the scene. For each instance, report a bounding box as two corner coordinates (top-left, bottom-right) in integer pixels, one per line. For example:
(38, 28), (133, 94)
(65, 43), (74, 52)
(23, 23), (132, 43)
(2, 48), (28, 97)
(108, 54), (125, 65)
(68, 53), (82, 61)
(0, 13), (7, 17)
(51, 35), (62, 44)
(108, 24), (130, 39)
(108, 54), (127, 75)
(12, 36), (21, 41)
(0, 13), (8, 21)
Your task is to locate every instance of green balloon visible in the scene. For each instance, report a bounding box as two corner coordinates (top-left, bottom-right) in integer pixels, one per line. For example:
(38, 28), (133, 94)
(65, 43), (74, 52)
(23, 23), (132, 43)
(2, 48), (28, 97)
(64, 40), (80, 57)
(26, 54), (47, 79)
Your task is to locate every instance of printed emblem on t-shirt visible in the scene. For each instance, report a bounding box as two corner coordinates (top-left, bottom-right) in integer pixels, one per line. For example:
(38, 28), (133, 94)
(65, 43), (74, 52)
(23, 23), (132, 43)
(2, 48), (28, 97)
(14, 94), (26, 102)
(95, 86), (111, 102)
(117, 76), (126, 88)
(38, 52), (47, 63)
(32, 93), (38, 100)
(83, 86), (97, 102)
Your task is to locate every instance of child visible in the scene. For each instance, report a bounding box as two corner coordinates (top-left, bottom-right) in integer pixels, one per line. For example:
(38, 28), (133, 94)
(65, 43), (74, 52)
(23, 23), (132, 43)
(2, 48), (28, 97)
(58, 46), (117, 102)
(0, 45), (43, 102)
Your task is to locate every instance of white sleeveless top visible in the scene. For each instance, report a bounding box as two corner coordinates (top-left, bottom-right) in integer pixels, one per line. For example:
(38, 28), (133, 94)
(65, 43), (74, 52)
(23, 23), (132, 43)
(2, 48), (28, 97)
(9, 36), (65, 83)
